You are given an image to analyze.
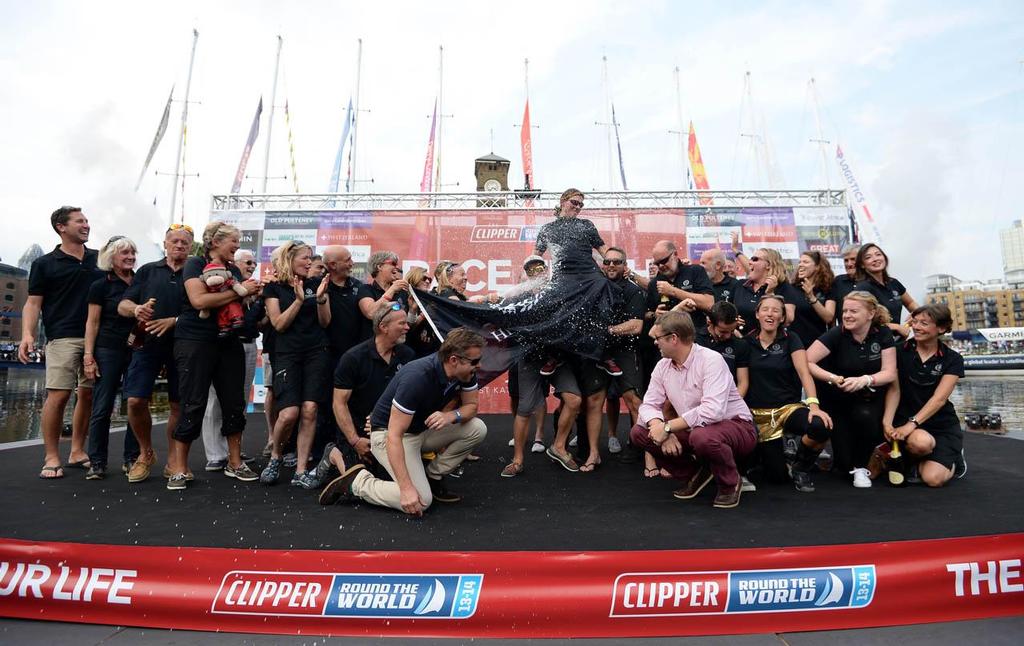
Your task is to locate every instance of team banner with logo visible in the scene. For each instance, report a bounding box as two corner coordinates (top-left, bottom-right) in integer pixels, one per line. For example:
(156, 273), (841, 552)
(216, 205), (849, 412)
(0, 534), (1021, 637)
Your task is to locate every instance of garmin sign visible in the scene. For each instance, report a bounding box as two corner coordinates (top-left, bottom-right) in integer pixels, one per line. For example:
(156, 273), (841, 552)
(978, 327), (1024, 342)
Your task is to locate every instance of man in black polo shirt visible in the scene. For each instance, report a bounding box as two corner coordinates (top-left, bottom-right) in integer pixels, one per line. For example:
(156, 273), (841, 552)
(116, 224), (192, 482)
(313, 302), (414, 488)
(318, 328), (487, 515)
(696, 301), (750, 392)
(20, 206), (104, 478)
(357, 250), (409, 340)
(699, 248), (740, 304)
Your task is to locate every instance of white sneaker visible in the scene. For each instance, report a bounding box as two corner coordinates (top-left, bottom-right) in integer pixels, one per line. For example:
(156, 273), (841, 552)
(508, 438), (514, 447)
(850, 467), (872, 488)
(740, 476), (757, 492)
(531, 440), (545, 453)
(608, 436), (622, 454)
(568, 435), (578, 448)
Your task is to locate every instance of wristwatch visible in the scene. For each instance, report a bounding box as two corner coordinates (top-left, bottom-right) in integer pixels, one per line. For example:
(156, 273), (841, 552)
(908, 416), (920, 428)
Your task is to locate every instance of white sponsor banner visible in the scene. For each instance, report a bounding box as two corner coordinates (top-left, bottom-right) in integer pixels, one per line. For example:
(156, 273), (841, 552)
(262, 229), (317, 247)
(793, 207), (849, 227)
(978, 327), (1024, 342)
(218, 211), (266, 230)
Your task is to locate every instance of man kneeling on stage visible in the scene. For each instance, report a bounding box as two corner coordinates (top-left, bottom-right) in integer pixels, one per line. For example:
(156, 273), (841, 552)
(319, 327), (488, 515)
(629, 311), (757, 508)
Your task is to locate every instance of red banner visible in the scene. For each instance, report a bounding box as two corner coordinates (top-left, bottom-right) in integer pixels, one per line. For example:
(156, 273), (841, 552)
(1, 534), (1022, 637)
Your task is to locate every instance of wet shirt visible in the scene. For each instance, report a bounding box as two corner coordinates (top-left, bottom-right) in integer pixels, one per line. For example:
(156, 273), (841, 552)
(369, 353), (478, 434)
(437, 287), (468, 301)
(743, 330), (805, 409)
(263, 277), (328, 354)
(86, 272), (135, 349)
(326, 277), (363, 356)
(816, 325), (895, 401)
(645, 264), (715, 329)
(895, 339), (964, 430)
(175, 256), (246, 342)
(696, 329), (751, 382)
(608, 276), (646, 351)
(534, 216), (605, 275)
(711, 275), (741, 303)
(334, 339), (417, 434)
(732, 280), (801, 333)
(788, 282), (834, 347)
(122, 258), (186, 348)
(28, 246), (103, 340)
(855, 276), (907, 324)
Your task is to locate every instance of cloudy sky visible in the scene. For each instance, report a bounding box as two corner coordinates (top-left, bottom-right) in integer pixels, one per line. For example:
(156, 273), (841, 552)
(1, 0), (1021, 299)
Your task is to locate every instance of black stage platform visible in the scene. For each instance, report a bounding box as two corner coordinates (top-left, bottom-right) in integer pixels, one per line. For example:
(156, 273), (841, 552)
(2, 414), (1022, 551)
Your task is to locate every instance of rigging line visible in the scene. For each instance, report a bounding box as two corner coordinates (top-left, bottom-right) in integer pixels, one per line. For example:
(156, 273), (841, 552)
(991, 60), (1024, 231)
(728, 72), (748, 188)
(794, 79), (813, 186)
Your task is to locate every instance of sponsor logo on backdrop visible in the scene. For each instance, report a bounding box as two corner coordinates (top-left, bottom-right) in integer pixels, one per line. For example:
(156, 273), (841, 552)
(946, 559), (1024, 597)
(610, 566), (875, 617)
(470, 226), (521, 242)
(0, 560), (136, 605)
(212, 571), (483, 619)
(265, 213), (320, 229)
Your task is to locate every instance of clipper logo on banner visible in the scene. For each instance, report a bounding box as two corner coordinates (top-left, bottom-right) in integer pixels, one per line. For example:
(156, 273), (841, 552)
(212, 571), (483, 619)
(610, 566), (875, 617)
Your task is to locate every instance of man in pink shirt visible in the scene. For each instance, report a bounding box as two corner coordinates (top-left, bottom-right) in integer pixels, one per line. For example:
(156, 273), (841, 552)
(629, 311), (757, 508)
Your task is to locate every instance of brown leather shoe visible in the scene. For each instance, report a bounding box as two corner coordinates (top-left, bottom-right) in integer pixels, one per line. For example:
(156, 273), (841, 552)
(672, 465), (713, 500)
(867, 443), (889, 480)
(713, 483), (742, 508)
(127, 451), (156, 483)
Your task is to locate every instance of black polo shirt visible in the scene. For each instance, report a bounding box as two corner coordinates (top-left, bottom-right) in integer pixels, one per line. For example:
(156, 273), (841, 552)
(645, 264), (715, 329)
(789, 283), (835, 348)
(326, 277), (363, 356)
(334, 339), (416, 434)
(855, 276), (907, 324)
(437, 287), (468, 301)
(369, 353), (478, 434)
(732, 280), (801, 333)
(816, 325), (895, 401)
(743, 330), (805, 409)
(357, 281), (409, 340)
(28, 245), (103, 340)
(263, 277), (328, 354)
(122, 257), (186, 348)
(86, 272), (135, 350)
(895, 339), (964, 430)
(830, 274), (858, 324)
(238, 297), (265, 343)
(609, 276), (646, 351)
(711, 275), (741, 303)
(175, 256), (244, 342)
(534, 216), (605, 275)
(696, 329), (751, 382)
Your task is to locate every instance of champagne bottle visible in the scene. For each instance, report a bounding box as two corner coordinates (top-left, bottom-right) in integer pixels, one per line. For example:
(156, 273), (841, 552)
(127, 298), (157, 350)
(887, 439), (906, 486)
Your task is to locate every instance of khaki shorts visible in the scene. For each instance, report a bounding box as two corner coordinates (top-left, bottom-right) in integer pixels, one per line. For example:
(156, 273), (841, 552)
(44, 338), (93, 390)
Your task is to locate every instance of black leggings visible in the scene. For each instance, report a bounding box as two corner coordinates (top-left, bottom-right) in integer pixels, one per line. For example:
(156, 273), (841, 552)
(173, 338), (246, 443)
(756, 407), (831, 484)
(827, 396), (885, 472)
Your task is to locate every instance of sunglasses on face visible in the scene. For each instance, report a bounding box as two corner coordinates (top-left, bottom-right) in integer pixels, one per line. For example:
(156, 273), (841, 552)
(569, 199), (584, 208)
(748, 256), (761, 263)
(602, 258), (625, 266)
(653, 253), (675, 266)
(242, 260), (256, 266)
(457, 354), (482, 366)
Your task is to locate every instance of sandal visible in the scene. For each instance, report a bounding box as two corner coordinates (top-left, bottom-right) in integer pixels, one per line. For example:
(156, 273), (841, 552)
(545, 447), (580, 472)
(39, 465), (64, 479)
(580, 458), (601, 473)
(643, 467), (660, 478)
(65, 458), (90, 470)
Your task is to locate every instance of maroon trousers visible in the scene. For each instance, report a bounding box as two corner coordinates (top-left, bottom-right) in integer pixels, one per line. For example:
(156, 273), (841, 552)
(630, 418), (757, 490)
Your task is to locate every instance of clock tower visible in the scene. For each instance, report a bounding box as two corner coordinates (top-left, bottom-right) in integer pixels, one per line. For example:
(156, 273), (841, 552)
(474, 152), (510, 207)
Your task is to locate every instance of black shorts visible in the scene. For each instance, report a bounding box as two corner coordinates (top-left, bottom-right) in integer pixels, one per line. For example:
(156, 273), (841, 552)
(922, 424), (963, 470)
(610, 348), (642, 396)
(273, 346), (331, 409)
(516, 357), (577, 416)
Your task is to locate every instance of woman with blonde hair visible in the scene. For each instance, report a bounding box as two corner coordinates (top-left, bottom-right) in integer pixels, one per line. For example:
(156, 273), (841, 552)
(259, 240), (331, 488)
(806, 291), (896, 487)
(82, 236), (140, 479)
(731, 248), (798, 333)
(404, 266), (439, 358)
(169, 221), (262, 491)
(789, 250), (836, 346)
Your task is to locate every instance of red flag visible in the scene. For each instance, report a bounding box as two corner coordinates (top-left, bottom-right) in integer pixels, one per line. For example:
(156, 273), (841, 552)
(420, 99), (438, 193)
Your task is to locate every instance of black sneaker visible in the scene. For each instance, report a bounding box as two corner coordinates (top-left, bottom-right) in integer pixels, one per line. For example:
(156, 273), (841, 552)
(429, 476), (462, 503)
(954, 449), (967, 480)
(260, 458), (282, 485)
(86, 464), (106, 480)
(792, 469), (815, 493)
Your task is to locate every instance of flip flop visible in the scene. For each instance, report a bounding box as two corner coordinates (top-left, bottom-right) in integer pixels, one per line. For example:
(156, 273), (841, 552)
(643, 467), (660, 478)
(39, 465), (64, 479)
(66, 458), (91, 470)
(545, 447), (579, 473)
(580, 458), (601, 473)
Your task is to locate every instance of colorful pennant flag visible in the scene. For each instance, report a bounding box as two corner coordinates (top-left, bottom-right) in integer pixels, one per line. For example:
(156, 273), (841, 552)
(230, 97), (263, 194)
(135, 86), (174, 192)
(688, 121), (713, 205)
(520, 99), (534, 190)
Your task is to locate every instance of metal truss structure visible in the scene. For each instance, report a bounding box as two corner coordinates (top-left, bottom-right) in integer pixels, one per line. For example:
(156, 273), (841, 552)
(211, 189), (847, 213)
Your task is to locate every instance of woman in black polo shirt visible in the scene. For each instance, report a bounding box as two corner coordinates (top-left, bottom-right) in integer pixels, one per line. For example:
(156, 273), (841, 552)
(743, 295), (833, 492)
(882, 303), (966, 487)
(806, 291), (896, 487)
(789, 250), (836, 346)
(83, 236), (140, 479)
(854, 243), (919, 338)
(259, 240), (331, 488)
(436, 261), (500, 304)
(731, 248), (798, 333)
(170, 221), (262, 491)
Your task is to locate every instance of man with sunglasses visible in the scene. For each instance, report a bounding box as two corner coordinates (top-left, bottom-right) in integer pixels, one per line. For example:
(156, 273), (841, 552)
(116, 223), (193, 482)
(318, 328), (487, 516)
(357, 250), (408, 340)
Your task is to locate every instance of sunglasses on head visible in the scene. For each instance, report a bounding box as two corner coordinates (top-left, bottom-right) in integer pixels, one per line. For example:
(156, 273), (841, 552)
(167, 223), (194, 234)
(602, 258), (625, 266)
(388, 301), (403, 311)
(569, 199), (584, 208)
(457, 354), (482, 366)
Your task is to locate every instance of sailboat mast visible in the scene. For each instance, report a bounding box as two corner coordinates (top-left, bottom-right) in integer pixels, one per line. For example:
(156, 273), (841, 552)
(674, 66), (687, 187)
(168, 28), (198, 227)
(435, 45), (444, 194)
(602, 55), (613, 191)
(351, 38), (363, 191)
(809, 77), (832, 192)
(261, 35), (283, 194)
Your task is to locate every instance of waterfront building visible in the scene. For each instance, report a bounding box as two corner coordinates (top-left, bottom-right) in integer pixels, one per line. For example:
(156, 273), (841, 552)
(0, 262), (29, 344)
(925, 273), (1024, 332)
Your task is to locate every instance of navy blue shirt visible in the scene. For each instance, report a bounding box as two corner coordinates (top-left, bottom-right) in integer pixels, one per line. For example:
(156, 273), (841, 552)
(895, 339), (964, 431)
(534, 216), (605, 275)
(369, 353), (479, 434)
(28, 245), (103, 340)
(334, 339), (416, 434)
(86, 272), (135, 349)
(743, 330), (806, 409)
(122, 258), (185, 348)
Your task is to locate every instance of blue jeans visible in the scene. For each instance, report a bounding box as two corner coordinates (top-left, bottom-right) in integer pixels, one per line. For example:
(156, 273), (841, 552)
(86, 346), (140, 468)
